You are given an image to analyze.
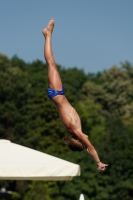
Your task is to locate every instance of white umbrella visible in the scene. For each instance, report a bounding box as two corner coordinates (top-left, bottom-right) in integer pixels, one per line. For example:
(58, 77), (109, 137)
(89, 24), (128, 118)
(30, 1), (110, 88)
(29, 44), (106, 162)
(0, 140), (80, 181)
(79, 194), (85, 200)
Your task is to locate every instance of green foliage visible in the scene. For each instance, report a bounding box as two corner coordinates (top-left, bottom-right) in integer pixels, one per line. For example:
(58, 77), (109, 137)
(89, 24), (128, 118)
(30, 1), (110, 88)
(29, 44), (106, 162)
(0, 54), (133, 200)
(23, 181), (59, 200)
(12, 192), (21, 200)
(81, 65), (133, 120)
(98, 119), (133, 200)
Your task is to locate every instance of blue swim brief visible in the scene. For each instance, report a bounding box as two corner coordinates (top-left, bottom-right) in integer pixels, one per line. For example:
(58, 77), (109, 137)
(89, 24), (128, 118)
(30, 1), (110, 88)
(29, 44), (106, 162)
(47, 86), (65, 99)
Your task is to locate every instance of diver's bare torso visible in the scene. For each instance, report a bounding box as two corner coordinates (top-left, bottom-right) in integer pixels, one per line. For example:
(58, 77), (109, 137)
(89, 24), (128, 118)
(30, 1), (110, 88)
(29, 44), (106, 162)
(51, 95), (82, 133)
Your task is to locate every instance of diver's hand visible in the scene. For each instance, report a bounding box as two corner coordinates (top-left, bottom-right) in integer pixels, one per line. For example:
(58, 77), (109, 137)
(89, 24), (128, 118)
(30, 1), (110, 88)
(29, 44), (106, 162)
(97, 162), (108, 172)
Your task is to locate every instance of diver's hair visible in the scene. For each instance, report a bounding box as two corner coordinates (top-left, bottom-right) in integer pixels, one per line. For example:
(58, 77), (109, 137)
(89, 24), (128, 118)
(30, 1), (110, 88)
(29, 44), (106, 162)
(63, 137), (85, 152)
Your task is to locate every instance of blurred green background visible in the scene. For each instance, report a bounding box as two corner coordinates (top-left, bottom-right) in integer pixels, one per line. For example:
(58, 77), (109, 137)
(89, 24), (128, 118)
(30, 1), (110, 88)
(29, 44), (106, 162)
(0, 54), (133, 199)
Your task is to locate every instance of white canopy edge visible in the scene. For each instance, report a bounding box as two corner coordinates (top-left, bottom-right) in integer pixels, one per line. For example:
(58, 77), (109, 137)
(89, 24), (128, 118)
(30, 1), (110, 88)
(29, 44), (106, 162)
(0, 140), (80, 180)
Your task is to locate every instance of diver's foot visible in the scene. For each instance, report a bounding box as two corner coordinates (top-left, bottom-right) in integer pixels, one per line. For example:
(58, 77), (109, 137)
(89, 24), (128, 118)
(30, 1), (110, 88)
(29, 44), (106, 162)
(42, 18), (55, 37)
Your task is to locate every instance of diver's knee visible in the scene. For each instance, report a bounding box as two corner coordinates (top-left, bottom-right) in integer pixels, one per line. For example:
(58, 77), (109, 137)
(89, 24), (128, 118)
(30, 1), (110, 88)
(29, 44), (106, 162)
(47, 57), (55, 67)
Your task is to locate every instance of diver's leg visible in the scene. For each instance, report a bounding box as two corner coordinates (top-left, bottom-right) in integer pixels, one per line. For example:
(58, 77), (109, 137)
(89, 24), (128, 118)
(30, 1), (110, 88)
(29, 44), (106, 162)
(42, 19), (62, 90)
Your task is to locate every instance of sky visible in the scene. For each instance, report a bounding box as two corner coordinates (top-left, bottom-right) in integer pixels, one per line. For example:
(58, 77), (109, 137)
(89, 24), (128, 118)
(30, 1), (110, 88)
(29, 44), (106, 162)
(0, 0), (133, 73)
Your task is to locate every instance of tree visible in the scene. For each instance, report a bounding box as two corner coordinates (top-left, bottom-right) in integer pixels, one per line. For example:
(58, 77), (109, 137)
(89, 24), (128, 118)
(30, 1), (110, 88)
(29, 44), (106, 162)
(81, 65), (133, 119)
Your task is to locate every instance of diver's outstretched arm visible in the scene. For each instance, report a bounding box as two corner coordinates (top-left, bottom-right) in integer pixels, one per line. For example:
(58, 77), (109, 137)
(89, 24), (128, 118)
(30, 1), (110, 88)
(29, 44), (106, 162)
(72, 129), (108, 171)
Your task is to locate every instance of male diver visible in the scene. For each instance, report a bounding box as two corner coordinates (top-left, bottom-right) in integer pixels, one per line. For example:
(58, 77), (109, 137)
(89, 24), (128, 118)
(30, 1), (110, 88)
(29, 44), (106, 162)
(42, 19), (108, 172)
